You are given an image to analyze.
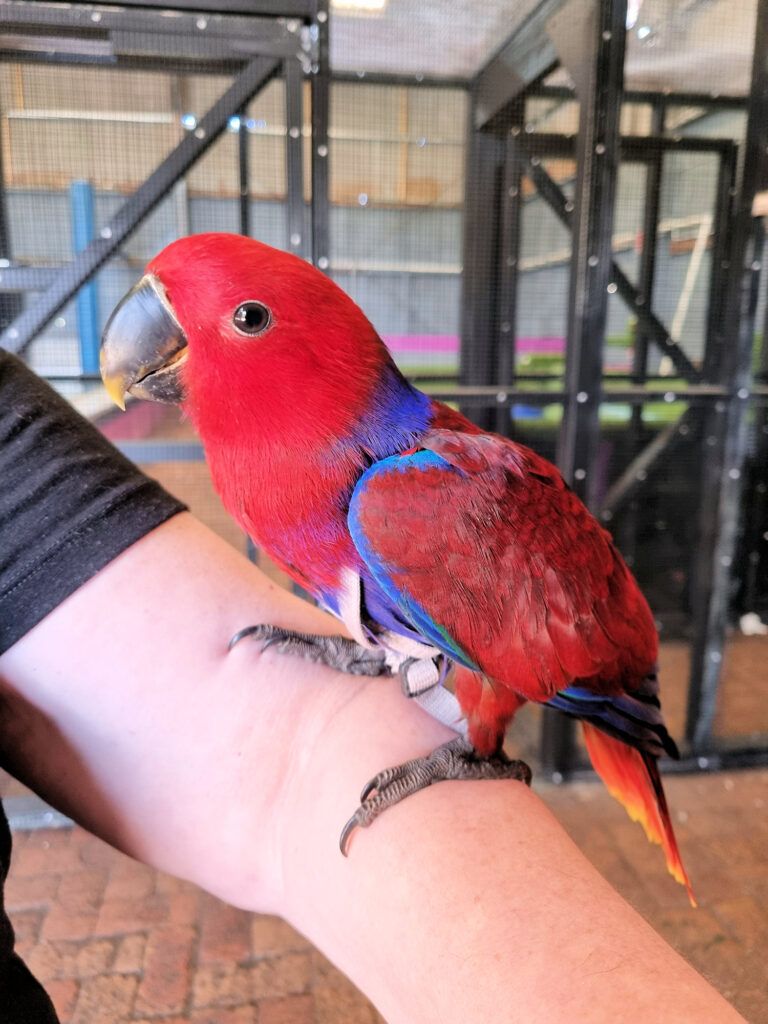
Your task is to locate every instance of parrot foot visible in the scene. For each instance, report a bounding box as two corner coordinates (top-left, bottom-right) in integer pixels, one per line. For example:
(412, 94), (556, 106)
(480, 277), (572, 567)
(339, 736), (532, 855)
(229, 623), (390, 676)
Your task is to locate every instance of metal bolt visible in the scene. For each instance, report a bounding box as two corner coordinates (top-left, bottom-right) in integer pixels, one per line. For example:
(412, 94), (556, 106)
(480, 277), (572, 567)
(664, 391), (676, 403)
(510, 126), (521, 136)
(595, 142), (605, 155)
(286, 18), (300, 31)
(196, 17), (207, 29)
(500, 322), (511, 333)
(8, 328), (18, 339)
(496, 391), (508, 403)
(715, 400), (726, 413)
(318, 256), (329, 269)
(530, 156), (540, 166)
(588, 255), (599, 267)
(576, 391), (588, 403)
(721, 554), (732, 566)
(602, 509), (613, 521)
(607, 282), (617, 294)
(737, 387), (749, 399)
(316, 10), (328, 22)
(290, 233), (301, 246)
(195, 127), (206, 139)
(728, 468), (740, 480)
(552, 772), (563, 784)
(564, 200), (574, 212)
(679, 423), (689, 435)
(289, 127), (300, 139)
(636, 469), (647, 481)
(91, 10), (102, 21)
(524, 123), (535, 133)
(706, 436), (717, 446)
(753, 261), (763, 271)
(508, 187), (518, 198)
(575, 468), (586, 480)
(602, 29), (612, 40)
(317, 144), (328, 157)
(698, 756), (710, 768)
(100, 226), (112, 239)
(635, 294), (644, 305)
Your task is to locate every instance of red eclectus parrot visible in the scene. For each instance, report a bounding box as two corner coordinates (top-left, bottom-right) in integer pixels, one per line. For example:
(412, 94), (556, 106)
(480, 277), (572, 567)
(100, 232), (694, 903)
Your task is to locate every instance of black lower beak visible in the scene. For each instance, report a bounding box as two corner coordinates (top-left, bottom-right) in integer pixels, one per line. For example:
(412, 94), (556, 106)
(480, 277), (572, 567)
(100, 275), (188, 409)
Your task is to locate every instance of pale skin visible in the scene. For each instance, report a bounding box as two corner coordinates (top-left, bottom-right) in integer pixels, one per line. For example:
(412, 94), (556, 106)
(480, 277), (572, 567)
(0, 513), (745, 1023)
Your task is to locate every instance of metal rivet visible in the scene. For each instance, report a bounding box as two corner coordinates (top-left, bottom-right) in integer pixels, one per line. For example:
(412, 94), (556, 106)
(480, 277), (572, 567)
(564, 200), (574, 212)
(524, 123), (535, 133)
(607, 282), (617, 294)
(636, 469), (647, 481)
(530, 156), (540, 166)
(496, 391), (508, 403)
(602, 509), (613, 521)
(721, 554), (732, 566)
(196, 17), (207, 29)
(286, 18), (300, 31)
(500, 322), (511, 333)
(737, 387), (749, 399)
(318, 256), (329, 269)
(635, 294), (645, 305)
(602, 29), (612, 40)
(721, 259), (730, 269)
(508, 187), (518, 197)
(575, 468), (586, 480)
(753, 261), (762, 271)
(195, 127), (206, 139)
(91, 10), (102, 21)
(290, 233), (301, 246)
(289, 127), (300, 139)
(317, 144), (328, 157)
(588, 255), (599, 267)
(595, 142), (605, 154)
(576, 391), (588, 403)
(664, 391), (676, 403)
(729, 468), (741, 480)
(317, 10), (328, 22)
(706, 436), (717, 446)
(8, 328), (18, 339)
(698, 756), (710, 769)
(100, 226), (112, 239)
(510, 126), (521, 136)
(715, 400), (726, 413)
(552, 771), (563, 784)
(679, 423), (689, 435)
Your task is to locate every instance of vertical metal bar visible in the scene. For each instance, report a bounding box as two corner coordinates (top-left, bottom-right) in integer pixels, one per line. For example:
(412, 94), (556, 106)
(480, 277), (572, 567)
(0, 110), (22, 332)
(686, 0), (768, 752)
(496, 105), (525, 436)
(632, 99), (665, 388)
(238, 108), (250, 237)
(285, 56), (308, 259)
(542, 0), (627, 778)
(70, 180), (100, 374)
(459, 91), (505, 431)
(310, 0), (330, 271)
(703, 144), (739, 381)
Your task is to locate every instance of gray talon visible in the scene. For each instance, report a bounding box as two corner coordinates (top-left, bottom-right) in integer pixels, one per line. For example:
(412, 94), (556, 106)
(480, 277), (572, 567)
(340, 736), (532, 854)
(228, 623), (391, 676)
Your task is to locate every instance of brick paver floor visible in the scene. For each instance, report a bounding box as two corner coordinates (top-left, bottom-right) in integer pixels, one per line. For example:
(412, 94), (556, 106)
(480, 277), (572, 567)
(4, 768), (767, 1023)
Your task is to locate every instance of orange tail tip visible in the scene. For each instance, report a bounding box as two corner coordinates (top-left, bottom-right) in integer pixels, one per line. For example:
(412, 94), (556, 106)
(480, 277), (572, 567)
(581, 722), (696, 906)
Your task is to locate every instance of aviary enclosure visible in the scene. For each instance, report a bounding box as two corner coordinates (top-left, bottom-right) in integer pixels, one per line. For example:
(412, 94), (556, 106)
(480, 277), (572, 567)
(1, 0), (766, 789)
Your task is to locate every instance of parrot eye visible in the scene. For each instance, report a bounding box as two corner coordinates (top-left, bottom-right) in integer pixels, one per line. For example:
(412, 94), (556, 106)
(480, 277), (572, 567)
(232, 301), (271, 336)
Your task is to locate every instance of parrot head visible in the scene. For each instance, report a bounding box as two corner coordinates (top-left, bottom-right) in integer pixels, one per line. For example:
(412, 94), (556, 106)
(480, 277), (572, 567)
(100, 233), (399, 444)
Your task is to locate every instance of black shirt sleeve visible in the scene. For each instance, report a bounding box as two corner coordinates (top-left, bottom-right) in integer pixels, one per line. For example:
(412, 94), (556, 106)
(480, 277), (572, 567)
(0, 348), (187, 654)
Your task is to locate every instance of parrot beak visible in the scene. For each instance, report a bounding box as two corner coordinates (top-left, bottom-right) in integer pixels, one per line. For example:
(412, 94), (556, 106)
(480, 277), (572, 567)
(100, 274), (188, 409)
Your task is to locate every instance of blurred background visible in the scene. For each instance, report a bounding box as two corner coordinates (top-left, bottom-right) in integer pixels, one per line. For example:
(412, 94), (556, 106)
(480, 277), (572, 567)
(0, 1), (767, 1019)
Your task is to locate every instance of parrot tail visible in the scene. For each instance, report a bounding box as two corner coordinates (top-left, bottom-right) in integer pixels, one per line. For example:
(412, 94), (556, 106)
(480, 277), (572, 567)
(581, 722), (696, 906)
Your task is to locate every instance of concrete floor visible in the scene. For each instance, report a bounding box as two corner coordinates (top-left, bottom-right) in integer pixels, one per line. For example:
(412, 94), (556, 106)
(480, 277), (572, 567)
(2, 765), (766, 1023)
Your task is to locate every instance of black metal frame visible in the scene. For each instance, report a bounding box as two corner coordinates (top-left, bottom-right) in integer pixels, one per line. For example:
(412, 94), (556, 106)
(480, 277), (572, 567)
(0, 0), (332, 355)
(461, 0), (768, 777)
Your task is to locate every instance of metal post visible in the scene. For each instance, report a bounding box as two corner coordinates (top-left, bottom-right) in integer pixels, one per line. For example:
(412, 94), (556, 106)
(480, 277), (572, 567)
(0, 109), (22, 332)
(632, 99), (665, 390)
(285, 56), (309, 259)
(238, 109), (251, 237)
(70, 180), (100, 374)
(310, 0), (330, 271)
(686, 0), (768, 752)
(459, 92), (505, 431)
(541, 0), (627, 778)
(496, 105), (525, 436)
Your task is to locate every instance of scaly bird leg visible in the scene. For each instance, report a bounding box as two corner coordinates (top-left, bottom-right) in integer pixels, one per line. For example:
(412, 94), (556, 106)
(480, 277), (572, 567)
(339, 736), (532, 855)
(229, 623), (389, 676)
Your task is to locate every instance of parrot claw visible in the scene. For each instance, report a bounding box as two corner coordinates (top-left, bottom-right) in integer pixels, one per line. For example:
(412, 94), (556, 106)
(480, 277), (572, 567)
(229, 623), (391, 676)
(339, 736), (532, 855)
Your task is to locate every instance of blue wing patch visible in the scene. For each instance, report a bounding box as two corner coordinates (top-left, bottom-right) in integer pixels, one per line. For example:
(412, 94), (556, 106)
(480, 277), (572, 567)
(348, 450), (478, 670)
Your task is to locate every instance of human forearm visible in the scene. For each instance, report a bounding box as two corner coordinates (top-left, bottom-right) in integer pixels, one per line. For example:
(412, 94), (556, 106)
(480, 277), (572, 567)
(0, 513), (745, 1023)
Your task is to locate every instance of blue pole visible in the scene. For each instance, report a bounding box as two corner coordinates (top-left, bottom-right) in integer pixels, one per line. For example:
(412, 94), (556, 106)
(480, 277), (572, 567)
(70, 180), (100, 374)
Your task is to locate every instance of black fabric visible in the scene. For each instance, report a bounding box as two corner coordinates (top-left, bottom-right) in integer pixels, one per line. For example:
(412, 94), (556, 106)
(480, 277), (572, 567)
(0, 349), (186, 653)
(0, 349), (187, 1019)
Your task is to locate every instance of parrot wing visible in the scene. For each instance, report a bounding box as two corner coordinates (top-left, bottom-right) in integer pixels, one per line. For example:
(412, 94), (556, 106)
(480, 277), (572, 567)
(348, 427), (657, 705)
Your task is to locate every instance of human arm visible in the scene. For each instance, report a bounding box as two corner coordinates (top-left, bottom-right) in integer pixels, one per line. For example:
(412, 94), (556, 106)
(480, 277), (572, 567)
(0, 512), (745, 1024)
